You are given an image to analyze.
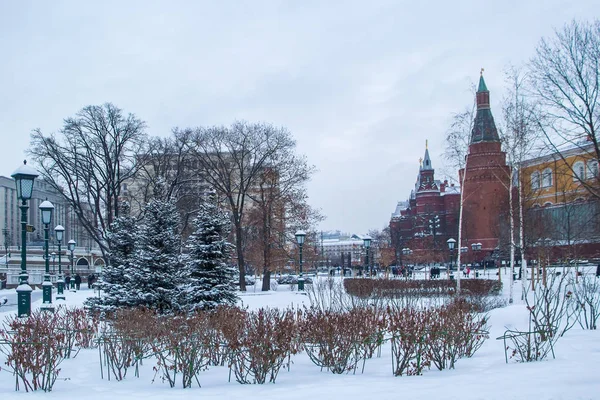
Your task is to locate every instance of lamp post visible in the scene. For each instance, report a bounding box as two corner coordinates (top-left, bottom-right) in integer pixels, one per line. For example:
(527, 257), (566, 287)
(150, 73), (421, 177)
(471, 242), (482, 278)
(2, 228), (9, 268)
(11, 160), (39, 317)
(39, 199), (55, 310)
(363, 236), (372, 277)
(68, 239), (76, 291)
(447, 238), (456, 279)
(402, 247), (412, 277)
(295, 231), (306, 291)
(460, 246), (468, 276)
(55, 225), (65, 300)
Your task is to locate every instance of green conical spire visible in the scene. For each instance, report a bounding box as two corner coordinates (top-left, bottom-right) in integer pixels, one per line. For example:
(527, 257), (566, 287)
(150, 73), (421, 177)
(478, 69), (488, 92)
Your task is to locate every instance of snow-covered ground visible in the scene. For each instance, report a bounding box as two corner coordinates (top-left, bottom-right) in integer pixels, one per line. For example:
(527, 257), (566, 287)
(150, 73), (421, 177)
(1, 270), (599, 400)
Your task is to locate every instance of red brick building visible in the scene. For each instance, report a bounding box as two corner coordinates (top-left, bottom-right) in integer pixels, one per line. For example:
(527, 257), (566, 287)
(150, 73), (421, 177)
(390, 143), (461, 264)
(390, 73), (509, 266)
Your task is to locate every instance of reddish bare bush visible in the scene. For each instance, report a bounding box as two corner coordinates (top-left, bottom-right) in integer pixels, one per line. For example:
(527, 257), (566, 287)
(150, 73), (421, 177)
(426, 299), (489, 370)
(0, 311), (67, 392)
(344, 278), (502, 299)
(224, 307), (302, 384)
(301, 307), (384, 374)
(387, 307), (431, 376)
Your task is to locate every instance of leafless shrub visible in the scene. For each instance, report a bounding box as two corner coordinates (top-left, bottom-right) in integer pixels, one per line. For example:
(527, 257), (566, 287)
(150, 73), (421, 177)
(0, 311), (67, 392)
(99, 308), (155, 381)
(301, 307), (384, 374)
(387, 307), (431, 376)
(572, 274), (600, 330)
(426, 300), (489, 370)
(343, 278), (502, 299)
(148, 313), (211, 388)
(502, 273), (578, 362)
(223, 307), (302, 384)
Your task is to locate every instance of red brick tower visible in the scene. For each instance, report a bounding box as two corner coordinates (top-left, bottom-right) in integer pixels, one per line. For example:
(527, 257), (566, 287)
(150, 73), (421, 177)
(459, 73), (510, 255)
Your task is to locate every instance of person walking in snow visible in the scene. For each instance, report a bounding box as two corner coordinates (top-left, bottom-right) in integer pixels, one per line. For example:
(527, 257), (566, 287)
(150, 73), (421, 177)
(74, 274), (82, 290)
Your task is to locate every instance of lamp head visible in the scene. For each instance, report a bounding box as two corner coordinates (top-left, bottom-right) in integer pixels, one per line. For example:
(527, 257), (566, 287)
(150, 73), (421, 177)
(39, 199), (55, 225)
(447, 238), (456, 250)
(295, 230), (306, 245)
(67, 239), (76, 252)
(11, 160), (39, 201)
(54, 225), (65, 242)
(363, 236), (372, 249)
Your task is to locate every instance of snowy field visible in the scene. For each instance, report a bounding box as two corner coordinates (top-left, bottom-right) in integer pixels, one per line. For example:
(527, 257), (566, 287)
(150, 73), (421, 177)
(1, 269), (599, 400)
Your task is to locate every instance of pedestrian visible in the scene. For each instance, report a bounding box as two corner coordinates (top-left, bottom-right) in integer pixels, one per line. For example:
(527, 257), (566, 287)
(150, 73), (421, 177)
(87, 274), (94, 289)
(65, 274), (71, 288)
(74, 274), (82, 291)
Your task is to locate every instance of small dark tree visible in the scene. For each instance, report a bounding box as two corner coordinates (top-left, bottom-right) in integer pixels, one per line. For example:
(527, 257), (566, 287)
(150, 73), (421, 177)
(178, 201), (238, 312)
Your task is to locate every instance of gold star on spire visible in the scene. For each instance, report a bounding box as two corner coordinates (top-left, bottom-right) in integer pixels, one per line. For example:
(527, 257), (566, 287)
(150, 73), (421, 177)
(426, 139), (428, 149)
(419, 157), (423, 167)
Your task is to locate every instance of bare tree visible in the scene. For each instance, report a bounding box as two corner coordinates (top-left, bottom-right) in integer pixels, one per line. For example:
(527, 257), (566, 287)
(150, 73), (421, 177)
(498, 66), (540, 303)
(28, 103), (147, 263)
(530, 19), (600, 199)
(188, 121), (297, 291)
(130, 129), (206, 237)
(245, 151), (318, 291)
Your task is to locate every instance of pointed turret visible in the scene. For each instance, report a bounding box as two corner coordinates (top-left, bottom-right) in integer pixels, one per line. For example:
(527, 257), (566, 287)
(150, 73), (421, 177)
(471, 69), (500, 143)
(422, 140), (433, 171)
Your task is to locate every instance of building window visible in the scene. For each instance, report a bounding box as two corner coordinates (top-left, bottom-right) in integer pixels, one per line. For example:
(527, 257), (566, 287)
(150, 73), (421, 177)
(541, 168), (553, 188)
(587, 160), (598, 180)
(573, 161), (585, 181)
(531, 171), (540, 189)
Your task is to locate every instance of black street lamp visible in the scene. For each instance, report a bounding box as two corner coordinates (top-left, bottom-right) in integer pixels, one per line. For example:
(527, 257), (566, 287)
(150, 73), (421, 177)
(447, 238), (456, 279)
(51, 252), (56, 273)
(55, 225), (65, 300)
(11, 160), (39, 317)
(471, 242), (482, 277)
(363, 236), (372, 277)
(68, 239), (76, 291)
(2, 228), (9, 269)
(39, 199), (55, 310)
(295, 231), (306, 291)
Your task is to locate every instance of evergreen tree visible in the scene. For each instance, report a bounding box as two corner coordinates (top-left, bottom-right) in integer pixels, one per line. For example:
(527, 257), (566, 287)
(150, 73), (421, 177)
(85, 202), (138, 313)
(125, 184), (181, 313)
(178, 201), (238, 312)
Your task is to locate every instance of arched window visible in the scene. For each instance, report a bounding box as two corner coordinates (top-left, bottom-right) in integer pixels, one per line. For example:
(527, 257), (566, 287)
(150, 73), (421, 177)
(531, 171), (540, 190)
(573, 161), (585, 181)
(544, 202), (553, 207)
(587, 159), (598, 180)
(541, 168), (553, 187)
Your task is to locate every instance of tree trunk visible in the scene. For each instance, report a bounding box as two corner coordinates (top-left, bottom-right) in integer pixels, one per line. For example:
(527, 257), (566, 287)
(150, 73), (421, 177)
(234, 218), (246, 291)
(509, 167), (515, 304)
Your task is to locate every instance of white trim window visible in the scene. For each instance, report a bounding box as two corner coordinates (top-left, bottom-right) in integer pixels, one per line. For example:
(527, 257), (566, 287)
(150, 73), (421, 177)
(531, 171), (540, 190)
(573, 161), (585, 181)
(541, 168), (553, 188)
(586, 159), (598, 180)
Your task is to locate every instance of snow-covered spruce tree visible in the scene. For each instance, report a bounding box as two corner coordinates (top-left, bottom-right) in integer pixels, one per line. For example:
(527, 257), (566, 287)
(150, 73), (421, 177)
(178, 201), (238, 312)
(126, 183), (181, 313)
(85, 202), (138, 313)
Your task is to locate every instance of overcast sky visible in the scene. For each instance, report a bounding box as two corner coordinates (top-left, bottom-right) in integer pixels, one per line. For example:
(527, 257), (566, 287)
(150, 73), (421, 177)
(1, 0), (598, 235)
